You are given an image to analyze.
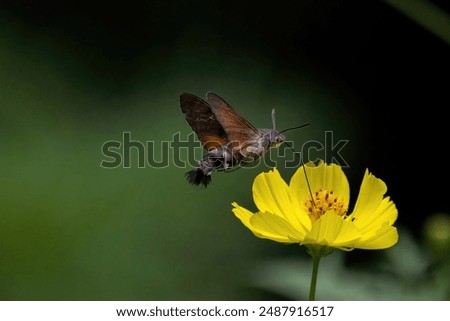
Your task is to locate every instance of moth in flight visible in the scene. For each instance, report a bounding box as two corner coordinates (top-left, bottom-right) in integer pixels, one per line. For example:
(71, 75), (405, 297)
(180, 92), (304, 187)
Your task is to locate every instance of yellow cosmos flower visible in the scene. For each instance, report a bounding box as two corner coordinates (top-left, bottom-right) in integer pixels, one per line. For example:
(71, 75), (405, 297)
(232, 162), (398, 251)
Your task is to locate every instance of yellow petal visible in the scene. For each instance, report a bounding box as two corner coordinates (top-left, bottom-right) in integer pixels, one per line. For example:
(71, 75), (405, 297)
(249, 211), (304, 243)
(232, 203), (298, 243)
(360, 198), (398, 236)
(290, 162), (350, 214)
(303, 211), (361, 248)
(232, 202), (253, 229)
(349, 170), (398, 234)
(253, 168), (308, 235)
(353, 226), (399, 249)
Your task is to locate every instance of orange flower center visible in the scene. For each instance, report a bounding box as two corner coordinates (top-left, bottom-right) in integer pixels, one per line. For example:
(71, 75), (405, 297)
(304, 188), (348, 223)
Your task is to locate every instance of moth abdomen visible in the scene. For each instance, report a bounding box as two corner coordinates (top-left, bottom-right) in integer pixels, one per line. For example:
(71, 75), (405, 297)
(185, 146), (235, 187)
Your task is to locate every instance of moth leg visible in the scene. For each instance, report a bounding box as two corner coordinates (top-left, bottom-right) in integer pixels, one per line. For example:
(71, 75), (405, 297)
(222, 147), (235, 171)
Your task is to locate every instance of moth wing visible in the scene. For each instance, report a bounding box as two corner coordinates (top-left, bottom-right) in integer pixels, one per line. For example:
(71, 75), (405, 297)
(206, 92), (259, 146)
(180, 93), (228, 150)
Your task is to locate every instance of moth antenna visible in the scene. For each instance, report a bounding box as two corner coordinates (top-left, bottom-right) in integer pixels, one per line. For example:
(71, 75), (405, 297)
(271, 108), (276, 130)
(284, 142), (315, 207)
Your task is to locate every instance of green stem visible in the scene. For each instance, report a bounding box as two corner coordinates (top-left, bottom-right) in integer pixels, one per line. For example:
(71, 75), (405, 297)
(309, 253), (322, 301)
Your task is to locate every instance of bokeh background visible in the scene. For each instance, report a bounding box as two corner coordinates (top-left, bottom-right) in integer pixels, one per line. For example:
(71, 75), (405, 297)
(1, 0), (449, 300)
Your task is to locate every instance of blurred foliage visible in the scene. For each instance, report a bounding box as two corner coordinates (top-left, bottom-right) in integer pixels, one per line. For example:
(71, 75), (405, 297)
(251, 226), (450, 300)
(0, 12), (352, 300)
(0, 1), (448, 300)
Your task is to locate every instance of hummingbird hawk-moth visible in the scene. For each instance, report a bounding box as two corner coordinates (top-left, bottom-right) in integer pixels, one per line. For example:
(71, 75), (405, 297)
(180, 92), (286, 187)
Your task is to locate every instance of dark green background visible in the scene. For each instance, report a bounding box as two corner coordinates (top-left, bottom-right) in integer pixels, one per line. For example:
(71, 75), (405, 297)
(1, 0), (448, 300)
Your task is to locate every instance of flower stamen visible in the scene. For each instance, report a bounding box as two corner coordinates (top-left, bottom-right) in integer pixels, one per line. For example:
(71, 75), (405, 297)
(304, 188), (348, 223)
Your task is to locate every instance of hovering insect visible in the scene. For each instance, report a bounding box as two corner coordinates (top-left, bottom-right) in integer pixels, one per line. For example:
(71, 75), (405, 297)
(180, 92), (306, 187)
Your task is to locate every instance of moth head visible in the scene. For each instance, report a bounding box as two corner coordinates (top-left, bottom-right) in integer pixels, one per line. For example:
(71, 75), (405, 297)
(273, 131), (286, 147)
